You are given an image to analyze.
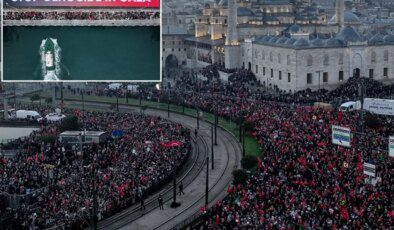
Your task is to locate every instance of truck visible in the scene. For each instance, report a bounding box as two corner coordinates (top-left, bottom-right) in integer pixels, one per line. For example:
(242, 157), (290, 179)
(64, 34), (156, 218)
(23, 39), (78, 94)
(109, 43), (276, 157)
(12, 110), (42, 121)
(339, 101), (362, 112)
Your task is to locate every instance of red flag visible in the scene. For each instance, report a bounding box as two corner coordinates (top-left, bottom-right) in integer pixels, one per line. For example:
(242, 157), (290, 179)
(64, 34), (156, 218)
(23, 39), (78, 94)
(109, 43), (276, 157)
(338, 111), (343, 123)
(257, 158), (262, 171)
(340, 207), (349, 220)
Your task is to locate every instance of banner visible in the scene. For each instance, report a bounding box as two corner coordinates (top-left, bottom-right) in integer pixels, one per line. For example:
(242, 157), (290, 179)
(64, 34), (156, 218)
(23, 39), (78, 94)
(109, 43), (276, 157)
(363, 163), (376, 177)
(390, 136), (394, 158)
(363, 98), (394, 116)
(4, 0), (160, 8)
(332, 125), (351, 147)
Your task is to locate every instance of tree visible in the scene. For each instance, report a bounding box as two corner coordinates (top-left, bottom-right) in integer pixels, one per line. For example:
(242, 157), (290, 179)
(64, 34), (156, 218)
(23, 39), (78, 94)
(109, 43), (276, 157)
(232, 169), (248, 185)
(241, 155), (258, 170)
(45, 97), (53, 105)
(30, 94), (40, 103)
(58, 115), (80, 132)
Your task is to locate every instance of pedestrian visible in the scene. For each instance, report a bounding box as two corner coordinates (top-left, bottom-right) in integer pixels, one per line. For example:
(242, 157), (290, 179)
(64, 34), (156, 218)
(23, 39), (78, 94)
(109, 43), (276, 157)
(178, 182), (184, 195)
(140, 196), (145, 210)
(158, 194), (163, 210)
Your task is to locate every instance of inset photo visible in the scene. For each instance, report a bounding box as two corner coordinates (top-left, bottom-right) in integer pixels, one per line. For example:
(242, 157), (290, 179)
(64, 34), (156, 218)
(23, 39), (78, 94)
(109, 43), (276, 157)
(2, 0), (160, 82)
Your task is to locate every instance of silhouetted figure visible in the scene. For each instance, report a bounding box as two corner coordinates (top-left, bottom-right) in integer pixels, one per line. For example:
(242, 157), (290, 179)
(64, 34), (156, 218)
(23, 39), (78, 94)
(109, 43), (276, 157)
(140, 197), (145, 210)
(158, 195), (164, 210)
(178, 182), (184, 195)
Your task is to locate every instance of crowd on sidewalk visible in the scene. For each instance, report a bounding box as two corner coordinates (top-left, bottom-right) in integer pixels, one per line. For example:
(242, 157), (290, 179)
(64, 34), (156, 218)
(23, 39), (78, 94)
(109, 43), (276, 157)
(0, 108), (190, 229)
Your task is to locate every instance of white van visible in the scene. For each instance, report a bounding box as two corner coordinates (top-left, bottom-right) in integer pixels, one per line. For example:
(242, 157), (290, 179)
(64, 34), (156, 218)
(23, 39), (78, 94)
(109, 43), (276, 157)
(339, 101), (361, 112)
(14, 110), (42, 121)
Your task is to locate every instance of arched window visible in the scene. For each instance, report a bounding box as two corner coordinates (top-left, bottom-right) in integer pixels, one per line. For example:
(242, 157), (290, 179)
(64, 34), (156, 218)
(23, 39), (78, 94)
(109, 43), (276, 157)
(270, 52), (273, 62)
(287, 55), (291, 65)
(384, 50), (389, 62)
(278, 53), (282, 64)
(307, 55), (313, 66)
(371, 51), (376, 63)
(324, 54), (329, 66)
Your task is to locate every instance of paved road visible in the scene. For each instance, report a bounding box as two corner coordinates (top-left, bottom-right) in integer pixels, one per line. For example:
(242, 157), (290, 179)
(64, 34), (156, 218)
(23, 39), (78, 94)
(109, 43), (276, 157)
(63, 101), (242, 230)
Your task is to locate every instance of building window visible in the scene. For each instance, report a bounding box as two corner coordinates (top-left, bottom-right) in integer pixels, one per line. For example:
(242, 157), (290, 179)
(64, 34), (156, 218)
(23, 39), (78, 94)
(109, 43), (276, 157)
(287, 55), (291, 65)
(256, 65), (258, 74)
(262, 51), (265, 60)
(288, 73), (291, 82)
(307, 55), (313, 66)
(307, 73), (313, 84)
(178, 48), (181, 52)
(271, 69), (274, 78)
(263, 67), (266, 75)
(339, 54), (344, 65)
(163, 48), (165, 52)
(255, 51), (259, 59)
(323, 72), (328, 83)
(339, 71), (344, 82)
(369, 69), (374, 78)
(172, 48), (174, 52)
(163, 41), (166, 45)
(324, 54), (329, 66)
(371, 51), (376, 63)
(384, 50), (389, 62)
(384, 68), (388, 77)
(270, 52), (273, 62)
(278, 54), (281, 64)
(215, 19), (218, 23)
(279, 71), (282, 80)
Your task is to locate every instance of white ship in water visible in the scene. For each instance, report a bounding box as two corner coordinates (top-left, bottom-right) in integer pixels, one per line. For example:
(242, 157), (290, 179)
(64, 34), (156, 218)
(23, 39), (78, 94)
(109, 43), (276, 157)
(40, 38), (61, 81)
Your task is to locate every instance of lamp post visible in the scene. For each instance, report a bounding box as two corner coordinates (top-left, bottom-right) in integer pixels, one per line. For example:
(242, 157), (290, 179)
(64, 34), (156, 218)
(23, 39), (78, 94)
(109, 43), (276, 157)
(170, 149), (181, 208)
(211, 125), (214, 170)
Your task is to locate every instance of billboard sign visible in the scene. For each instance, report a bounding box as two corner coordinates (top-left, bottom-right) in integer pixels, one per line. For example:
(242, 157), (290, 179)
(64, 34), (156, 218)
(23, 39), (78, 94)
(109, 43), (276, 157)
(363, 98), (394, 116)
(4, 0), (160, 8)
(332, 125), (351, 147)
(363, 163), (376, 177)
(390, 136), (394, 158)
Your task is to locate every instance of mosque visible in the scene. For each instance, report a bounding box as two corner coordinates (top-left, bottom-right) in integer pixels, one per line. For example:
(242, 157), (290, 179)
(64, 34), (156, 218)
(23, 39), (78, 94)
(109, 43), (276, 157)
(163, 0), (394, 92)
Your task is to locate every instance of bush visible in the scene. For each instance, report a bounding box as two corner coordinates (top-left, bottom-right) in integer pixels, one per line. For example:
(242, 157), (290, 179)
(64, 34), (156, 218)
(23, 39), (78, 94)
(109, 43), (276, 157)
(232, 169), (248, 185)
(243, 121), (254, 132)
(241, 155), (258, 170)
(59, 115), (80, 132)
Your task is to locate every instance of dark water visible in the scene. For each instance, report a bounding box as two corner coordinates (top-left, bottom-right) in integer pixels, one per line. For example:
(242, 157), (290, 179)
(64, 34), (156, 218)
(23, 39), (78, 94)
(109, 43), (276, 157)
(3, 26), (160, 81)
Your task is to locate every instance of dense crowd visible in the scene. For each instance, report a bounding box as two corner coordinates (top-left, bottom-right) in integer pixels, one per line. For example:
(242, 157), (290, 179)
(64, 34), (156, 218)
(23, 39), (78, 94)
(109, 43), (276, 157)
(3, 11), (160, 20)
(0, 108), (190, 229)
(32, 66), (393, 229)
(158, 69), (393, 229)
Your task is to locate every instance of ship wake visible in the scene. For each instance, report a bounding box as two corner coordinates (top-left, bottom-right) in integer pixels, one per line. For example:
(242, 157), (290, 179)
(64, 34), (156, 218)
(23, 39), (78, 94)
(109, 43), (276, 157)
(39, 38), (62, 81)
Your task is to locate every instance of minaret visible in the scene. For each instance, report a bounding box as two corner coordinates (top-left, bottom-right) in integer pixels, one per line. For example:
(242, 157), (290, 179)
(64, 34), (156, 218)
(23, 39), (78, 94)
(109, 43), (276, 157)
(335, 0), (345, 28)
(224, 0), (241, 69)
(225, 0), (238, 46)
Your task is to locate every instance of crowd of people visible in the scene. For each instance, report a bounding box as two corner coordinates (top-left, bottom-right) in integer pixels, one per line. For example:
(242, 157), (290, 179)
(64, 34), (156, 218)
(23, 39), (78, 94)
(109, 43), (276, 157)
(23, 65), (393, 229)
(0, 107), (191, 229)
(3, 11), (160, 20)
(158, 69), (393, 229)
